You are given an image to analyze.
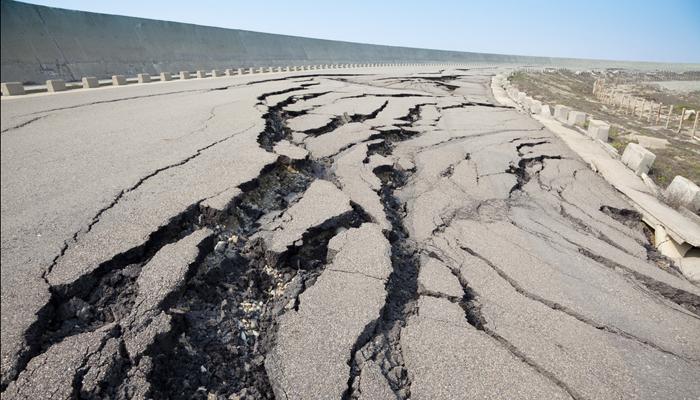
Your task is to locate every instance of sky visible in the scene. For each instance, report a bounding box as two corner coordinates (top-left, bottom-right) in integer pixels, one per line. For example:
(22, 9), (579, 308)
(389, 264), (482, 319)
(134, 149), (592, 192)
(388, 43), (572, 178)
(22, 0), (700, 63)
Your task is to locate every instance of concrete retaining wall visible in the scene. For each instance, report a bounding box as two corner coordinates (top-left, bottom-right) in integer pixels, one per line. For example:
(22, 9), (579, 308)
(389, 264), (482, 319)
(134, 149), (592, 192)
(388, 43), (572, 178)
(2, 0), (697, 84)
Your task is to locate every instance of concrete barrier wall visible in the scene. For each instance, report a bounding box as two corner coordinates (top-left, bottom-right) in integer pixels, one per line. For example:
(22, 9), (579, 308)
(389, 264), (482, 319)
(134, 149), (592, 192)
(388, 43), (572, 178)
(2, 0), (697, 83)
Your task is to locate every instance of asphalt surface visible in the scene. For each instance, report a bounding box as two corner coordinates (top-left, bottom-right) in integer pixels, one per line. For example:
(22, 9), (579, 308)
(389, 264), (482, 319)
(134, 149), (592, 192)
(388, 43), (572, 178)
(1, 66), (699, 399)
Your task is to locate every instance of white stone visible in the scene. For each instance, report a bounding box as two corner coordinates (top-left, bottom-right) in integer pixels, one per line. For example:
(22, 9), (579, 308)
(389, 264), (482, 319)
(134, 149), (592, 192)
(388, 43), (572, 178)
(112, 75), (127, 85)
(46, 79), (66, 92)
(81, 77), (99, 88)
(621, 142), (656, 176)
(540, 104), (552, 117)
(529, 100), (542, 114)
(1, 82), (25, 96)
(566, 110), (587, 127)
(137, 73), (151, 83)
(553, 105), (571, 122)
(586, 120), (610, 141)
(665, 176), (700, 213)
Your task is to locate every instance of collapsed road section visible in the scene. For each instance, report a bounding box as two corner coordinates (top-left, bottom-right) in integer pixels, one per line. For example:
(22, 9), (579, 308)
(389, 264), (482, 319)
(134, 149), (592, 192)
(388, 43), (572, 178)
(1, 68), (699, 399)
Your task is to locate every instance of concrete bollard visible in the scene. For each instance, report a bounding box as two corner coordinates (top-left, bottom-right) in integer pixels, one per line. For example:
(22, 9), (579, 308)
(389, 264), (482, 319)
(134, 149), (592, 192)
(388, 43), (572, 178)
(196, 70), (207, 78)
(137, 73), (151, 83)
(664, 176), (700, 213)
(553, 105), (571, 123)
(248, 68), (255, 74)
(159, 72), (172, 81)
(1, 82), (25, 96)
(180, 71), (190, 80)
(112, 75), (127, 86)
(540, 104), (552, 117)
(621, 143), (656, 176)
(237, 68), (243, 75)
(586, 120), (610, 141)
(225, 69), (236, 76)
(257, 67), (265, 74)
(566, 110), (587, 127)
(211, 70), (223, 77)
(46, 79), (67, 92)
(267, 67), (274, 73)
(82, 77), (99, 89)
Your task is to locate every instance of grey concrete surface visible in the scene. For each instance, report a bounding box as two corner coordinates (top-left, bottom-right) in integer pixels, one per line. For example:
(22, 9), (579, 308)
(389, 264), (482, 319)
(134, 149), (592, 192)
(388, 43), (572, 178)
(2, 65), (699, 399)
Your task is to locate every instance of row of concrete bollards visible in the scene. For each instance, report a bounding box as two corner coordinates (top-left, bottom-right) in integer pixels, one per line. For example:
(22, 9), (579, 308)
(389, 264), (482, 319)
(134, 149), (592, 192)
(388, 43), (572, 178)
(1, 62), (487, 97)
(495, 72), (699, 214)
(1, 63), (385, 96)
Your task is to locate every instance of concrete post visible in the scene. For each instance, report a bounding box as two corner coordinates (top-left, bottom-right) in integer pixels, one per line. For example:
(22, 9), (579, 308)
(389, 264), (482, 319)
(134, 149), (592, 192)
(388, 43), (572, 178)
(180, 71), (190, 80)
(196, 70), (207, 78)
(46, 79), (67, 92)
(639, 100), (646, 118)
(677, 108), (685, 134)
(137, 73), (151, 83)
(267, 67), (274, 73)
(693, 111), (698, 136)
(237, 68), (243, 75)
(225, 69), (235, 76)
(112, 75), (127, 86)
(257, 67), (265, 74)
(285, 66), (290, 72)
(82, 77), (99, 88)
(211, 70), (222, 77)
(666, 105), (674, 129)
(656, 103), (662, 124)
(647, 102), (653, 122)
(248, 68), (255, 74)
(159, 72), (171, 81)
(1, 82), (25, 96)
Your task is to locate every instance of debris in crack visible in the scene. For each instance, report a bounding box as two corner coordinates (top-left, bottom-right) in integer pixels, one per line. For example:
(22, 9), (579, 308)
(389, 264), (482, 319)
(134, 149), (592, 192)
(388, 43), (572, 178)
(343, 103), (429, 399)
(145, 160), (351, 399)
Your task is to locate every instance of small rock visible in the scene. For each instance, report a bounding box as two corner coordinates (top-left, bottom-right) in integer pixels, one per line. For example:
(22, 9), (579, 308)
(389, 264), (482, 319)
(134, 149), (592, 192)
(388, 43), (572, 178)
(214, 241), (227, 253)
(58, 297), (92, 320)
(200, 365), (208, 373)
(76, 305), (93, 322)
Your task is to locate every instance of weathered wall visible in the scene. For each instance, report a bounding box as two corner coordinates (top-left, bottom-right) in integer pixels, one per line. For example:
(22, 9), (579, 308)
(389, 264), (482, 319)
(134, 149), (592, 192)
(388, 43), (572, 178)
(1, 0), (696, 83)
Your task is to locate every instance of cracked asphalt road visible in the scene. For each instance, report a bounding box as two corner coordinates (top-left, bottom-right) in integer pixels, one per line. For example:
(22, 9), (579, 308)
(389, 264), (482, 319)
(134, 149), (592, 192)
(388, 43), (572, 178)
(1, 67), (699, 399)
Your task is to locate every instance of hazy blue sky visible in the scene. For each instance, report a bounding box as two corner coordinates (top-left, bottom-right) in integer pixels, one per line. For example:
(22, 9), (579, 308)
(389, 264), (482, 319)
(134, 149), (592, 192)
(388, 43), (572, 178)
(23, 0), (700, 63)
